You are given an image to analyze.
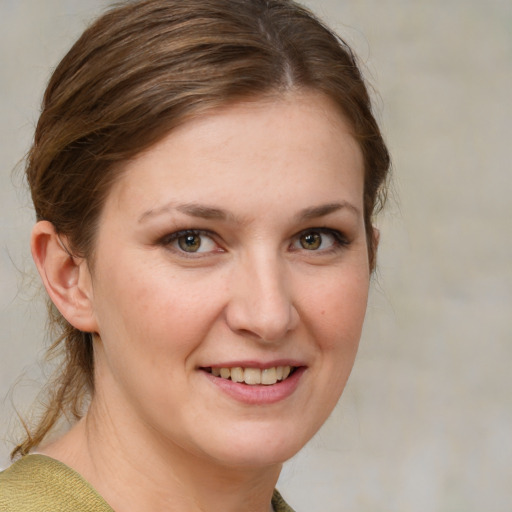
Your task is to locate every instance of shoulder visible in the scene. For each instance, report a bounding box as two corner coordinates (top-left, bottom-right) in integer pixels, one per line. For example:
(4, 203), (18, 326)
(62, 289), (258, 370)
(272, 489), (296, 512)
(0, 454), (113, 512)
(0, 455), (294, 512)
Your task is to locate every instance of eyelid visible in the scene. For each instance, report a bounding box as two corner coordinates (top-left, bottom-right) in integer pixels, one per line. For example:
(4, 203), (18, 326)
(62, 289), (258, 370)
(157, 227), (349, 257)
(290, 227), (350, 252)
(159, 229), (223, 256)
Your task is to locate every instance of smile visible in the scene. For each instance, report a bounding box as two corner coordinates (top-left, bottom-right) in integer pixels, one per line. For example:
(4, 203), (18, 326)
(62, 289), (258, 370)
(206, 366), (295, 385)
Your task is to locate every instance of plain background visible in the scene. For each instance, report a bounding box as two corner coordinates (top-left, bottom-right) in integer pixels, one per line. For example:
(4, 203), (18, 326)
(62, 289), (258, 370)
(1, 1), (511, 511)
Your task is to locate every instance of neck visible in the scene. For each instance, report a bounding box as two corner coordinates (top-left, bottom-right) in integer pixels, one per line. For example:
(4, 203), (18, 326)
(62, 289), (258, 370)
(39, 400), (281, 512)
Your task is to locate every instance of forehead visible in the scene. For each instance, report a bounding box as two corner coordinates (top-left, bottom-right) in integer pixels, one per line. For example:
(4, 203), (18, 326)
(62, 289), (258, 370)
(107, 91), (364, 218)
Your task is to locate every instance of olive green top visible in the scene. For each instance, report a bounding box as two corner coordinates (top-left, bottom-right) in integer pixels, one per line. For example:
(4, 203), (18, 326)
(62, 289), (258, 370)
(0, 454), (295, 512)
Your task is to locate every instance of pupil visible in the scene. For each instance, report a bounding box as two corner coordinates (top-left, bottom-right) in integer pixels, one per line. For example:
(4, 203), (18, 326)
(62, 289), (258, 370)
(301, 232), (321, 250)
(179, 234), (201, 252)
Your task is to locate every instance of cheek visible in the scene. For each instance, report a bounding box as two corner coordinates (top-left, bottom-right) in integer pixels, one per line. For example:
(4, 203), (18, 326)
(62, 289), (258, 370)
(93, 256), (224, 363)
(303, 268), (370, 352)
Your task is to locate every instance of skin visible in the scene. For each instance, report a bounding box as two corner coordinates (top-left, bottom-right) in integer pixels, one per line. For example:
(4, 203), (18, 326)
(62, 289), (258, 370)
(32, 91), (373, 512)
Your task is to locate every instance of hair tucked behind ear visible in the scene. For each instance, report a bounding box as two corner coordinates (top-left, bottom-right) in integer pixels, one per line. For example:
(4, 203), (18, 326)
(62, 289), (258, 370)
(13, 0), (390, 459)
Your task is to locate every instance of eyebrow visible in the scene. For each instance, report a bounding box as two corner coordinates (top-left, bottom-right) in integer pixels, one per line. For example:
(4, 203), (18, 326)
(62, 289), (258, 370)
(296, 201), (361, 221)
(139, 200), (359, 224)
(139, 202), (232, 223)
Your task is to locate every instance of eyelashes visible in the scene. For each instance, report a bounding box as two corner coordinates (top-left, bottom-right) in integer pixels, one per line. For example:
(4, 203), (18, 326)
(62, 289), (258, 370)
(159, 229), (221, 255)
(159, 228), (350, 257)
(291, 229), (349, 252)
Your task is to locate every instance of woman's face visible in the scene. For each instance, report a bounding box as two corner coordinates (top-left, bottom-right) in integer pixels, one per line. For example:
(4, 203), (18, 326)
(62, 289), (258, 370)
(86, 92), (370, 468)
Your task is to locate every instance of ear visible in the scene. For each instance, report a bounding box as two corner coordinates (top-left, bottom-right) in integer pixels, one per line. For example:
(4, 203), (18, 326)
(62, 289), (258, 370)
(31, 221), (98, 333)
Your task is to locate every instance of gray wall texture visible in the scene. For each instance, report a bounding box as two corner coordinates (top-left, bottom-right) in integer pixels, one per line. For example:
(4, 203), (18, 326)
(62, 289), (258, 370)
(1, 1), (511, 511)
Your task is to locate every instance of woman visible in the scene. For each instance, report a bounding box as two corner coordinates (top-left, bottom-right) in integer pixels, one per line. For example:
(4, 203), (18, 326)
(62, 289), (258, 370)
(0, 0), (390, 510)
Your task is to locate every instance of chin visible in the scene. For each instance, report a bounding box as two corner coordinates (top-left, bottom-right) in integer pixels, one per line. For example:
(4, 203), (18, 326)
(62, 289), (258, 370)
(192, 420), (316, 469)
(211, 444), (299, 470)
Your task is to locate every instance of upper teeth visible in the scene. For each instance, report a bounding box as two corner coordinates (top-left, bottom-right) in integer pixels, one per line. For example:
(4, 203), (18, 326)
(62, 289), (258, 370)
(210, 366), (292, 385)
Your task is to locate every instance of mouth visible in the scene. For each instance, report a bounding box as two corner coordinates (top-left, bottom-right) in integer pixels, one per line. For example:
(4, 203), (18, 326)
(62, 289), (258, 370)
(202, 366), (297, 386)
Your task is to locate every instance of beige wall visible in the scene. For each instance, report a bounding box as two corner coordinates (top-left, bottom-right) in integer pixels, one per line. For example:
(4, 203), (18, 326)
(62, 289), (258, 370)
(1, 1), (511, 510)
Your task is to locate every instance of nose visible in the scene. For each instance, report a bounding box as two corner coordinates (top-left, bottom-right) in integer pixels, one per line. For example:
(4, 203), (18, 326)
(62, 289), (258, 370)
(225, 252), (299, 342)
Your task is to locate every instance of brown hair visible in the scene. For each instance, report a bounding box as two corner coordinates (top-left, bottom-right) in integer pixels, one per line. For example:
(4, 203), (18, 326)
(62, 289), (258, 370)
(13, 0), (390, 458)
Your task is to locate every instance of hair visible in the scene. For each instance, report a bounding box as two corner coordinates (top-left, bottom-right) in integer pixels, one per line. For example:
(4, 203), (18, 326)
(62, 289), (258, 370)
(13, 0), (390, 459)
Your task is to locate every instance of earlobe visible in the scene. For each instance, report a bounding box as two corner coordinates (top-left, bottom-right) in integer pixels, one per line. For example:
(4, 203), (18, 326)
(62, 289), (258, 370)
(31, 221), (98, 333)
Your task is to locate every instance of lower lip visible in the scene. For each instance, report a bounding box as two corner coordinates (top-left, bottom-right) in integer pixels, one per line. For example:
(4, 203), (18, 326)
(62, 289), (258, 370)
(202, 367), (306, 405)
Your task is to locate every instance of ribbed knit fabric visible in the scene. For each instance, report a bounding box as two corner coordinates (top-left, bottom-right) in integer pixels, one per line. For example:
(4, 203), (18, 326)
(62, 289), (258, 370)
(0, 455), (112, 511)
(0, 454), (295, 512)
(271, 488), (295, 512)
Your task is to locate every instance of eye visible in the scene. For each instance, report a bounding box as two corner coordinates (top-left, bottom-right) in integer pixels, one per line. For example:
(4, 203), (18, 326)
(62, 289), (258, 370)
(292, 229), (347, 252)
(178, 233), (202, 252)
(162, 230), (219, 254)
(299, 231), (322, 250)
